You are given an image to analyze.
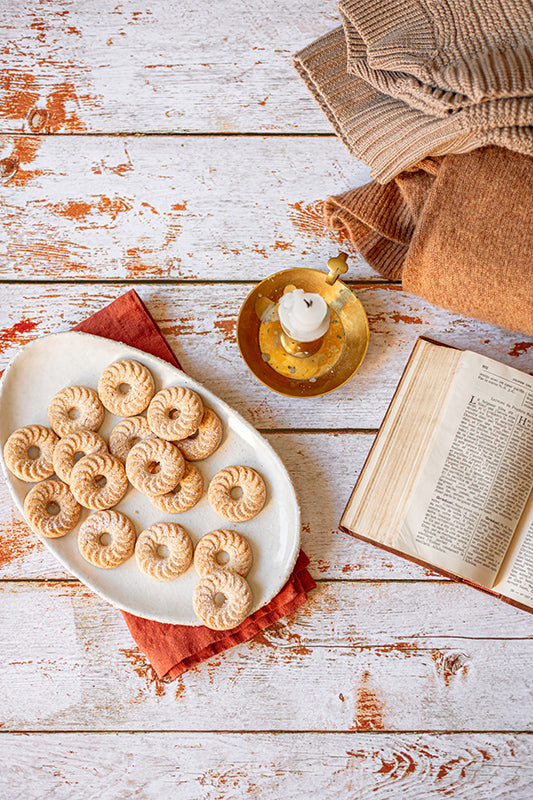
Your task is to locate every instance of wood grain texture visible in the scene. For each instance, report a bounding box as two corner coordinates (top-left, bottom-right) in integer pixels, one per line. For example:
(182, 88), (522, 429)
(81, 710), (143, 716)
(0, 580), (531, 731)
(0, 283), (530, 432)
(0, 1), (338, 134)
(0, 134), (373, 280)
(0, 732), (531, 799)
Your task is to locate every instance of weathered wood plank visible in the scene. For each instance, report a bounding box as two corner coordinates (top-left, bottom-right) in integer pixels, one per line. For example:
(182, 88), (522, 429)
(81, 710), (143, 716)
(0, 1), (338, 134)
(0, 135), (373, 280)
(0, 732), (531, 799)
(0, 580), (531, 731)
(0, 431), (439, 582)
(0, 283), (530, 431)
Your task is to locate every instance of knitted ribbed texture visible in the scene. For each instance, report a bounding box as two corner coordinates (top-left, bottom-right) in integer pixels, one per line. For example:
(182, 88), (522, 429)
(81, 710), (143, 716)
(325, 165), (437, 279)
(340, 0), (533, 109)
(293, 0), (533, 181)
(324, 147), (533, 335)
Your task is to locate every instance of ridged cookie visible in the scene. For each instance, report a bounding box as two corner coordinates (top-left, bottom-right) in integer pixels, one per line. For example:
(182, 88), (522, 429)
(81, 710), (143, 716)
(207, 465), (266, 522)
(4, 424), (58, 482)
(98, 359), (155, 416)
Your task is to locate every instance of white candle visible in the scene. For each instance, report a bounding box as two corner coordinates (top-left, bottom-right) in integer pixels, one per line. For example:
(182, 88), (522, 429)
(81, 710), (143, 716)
(278, 288), (331, 342)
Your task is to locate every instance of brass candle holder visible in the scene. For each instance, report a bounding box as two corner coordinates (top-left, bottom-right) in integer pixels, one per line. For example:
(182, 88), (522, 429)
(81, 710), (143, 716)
(237, 253), (369, 397)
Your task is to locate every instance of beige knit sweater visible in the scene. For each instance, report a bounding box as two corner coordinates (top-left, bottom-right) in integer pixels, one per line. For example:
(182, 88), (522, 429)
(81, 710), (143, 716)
(294, 0), (533, 181)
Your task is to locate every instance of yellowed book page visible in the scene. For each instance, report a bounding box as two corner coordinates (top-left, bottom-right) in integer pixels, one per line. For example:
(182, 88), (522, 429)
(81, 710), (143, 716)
(398, 352), (533, 587)
(341, 338), (462, 547)
(493, 490), (533, 607)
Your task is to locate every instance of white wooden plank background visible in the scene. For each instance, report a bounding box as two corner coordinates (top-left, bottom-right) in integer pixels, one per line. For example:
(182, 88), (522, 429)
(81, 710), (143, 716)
(0, 135), (373, 280)
(0, 580), (532, 731)
(0, 0), (339, 134)
(1, 0), (532, 796)
(1, 732), (531, 799)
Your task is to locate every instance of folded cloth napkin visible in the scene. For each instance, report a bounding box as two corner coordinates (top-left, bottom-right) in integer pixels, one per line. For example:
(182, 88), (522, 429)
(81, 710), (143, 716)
(325, 146), (533, 335)
(73, 289), (316, 679)
(293, 1), (533, 182)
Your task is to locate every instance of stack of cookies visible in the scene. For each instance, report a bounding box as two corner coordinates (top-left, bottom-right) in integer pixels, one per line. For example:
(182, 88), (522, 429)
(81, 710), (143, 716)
(3, 357), (267, 629)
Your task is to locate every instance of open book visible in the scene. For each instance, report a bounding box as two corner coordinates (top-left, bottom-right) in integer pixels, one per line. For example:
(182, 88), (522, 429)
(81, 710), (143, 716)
(340, 337), (533, 612)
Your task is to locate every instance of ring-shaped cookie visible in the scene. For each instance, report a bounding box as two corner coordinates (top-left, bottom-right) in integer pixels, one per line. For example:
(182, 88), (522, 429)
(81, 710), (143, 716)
(52, 429), (108, 484)
(194, 529), (252, 577)
(125, 438), (185, 496)
(98, 359), (155, 416)
(176, 407), (223, 460)
(135, 522), (193, 581)
(4, 424), (58, 482)
(148, 462), (203, 513)
(47, 385), (105, 437)
(78, 510), (136, 568)
(207, 465), (266, 522)
(109, 416), (155, 462)
(147, 386), (203, 441)
(70, 452), (128, 510)
(23, 479), (81, 538)
(193, 570), (252, 630)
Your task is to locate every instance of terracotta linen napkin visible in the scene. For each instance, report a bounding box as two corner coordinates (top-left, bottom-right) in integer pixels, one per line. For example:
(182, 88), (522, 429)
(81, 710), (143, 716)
(72, 289), (316, 679)
(324, 146), (533, 336)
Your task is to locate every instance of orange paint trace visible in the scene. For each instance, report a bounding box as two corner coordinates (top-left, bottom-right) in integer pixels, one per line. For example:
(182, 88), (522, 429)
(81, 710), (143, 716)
(353, 670), (385, 731)
(341, 562), (362, 573)
(51, 196), (132, 223)
(123, 247), (156, 276)
(374, 641), (419, 658)
(110, 161), (133, 176)
(213, 317), (236, 343)
(120, 647), (167, 696)
(0, 71), (88, 133)
(508, 341), (533, 357)
(288, 200), (356, 251)
(367, 309), (423, 328)
(5, 137), (44, 186)
(0, 73), (40, 122)
(51, 199), (92, 220)
(390, 312), (423, 325)
(0, 517), (39, 567)
(162, 318), (196, 338)
(45, 85), (86, 132)
(6, 240), (86, 276)
(0, 319), (38, 351)
(174, 678), (186, 699)
(287, 201), (327, 240)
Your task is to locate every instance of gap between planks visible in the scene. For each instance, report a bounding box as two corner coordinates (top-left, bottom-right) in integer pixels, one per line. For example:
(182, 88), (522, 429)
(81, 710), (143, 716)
(0, 279), (399, 287)
(0, 728), (532, 736)
(0, 132), (340, 138)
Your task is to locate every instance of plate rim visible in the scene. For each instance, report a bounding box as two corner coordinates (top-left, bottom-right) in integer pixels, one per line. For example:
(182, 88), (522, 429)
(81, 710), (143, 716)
(0, 330), (302, 624)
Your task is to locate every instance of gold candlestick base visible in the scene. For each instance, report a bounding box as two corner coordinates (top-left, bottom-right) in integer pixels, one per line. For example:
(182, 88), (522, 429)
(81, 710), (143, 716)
(237, 263), (369, 397)
(279, 329), (324, 358)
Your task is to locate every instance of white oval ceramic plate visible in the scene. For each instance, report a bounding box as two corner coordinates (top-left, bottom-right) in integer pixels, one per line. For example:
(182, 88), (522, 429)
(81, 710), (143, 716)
(0, 332), (301, 624)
